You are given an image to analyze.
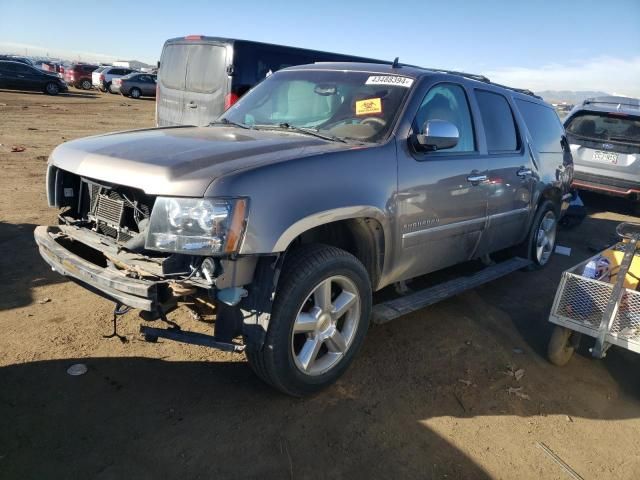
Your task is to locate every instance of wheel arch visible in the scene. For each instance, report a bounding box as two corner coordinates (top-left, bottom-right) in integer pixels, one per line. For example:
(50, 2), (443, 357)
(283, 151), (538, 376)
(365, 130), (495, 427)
(534, 185), (563, 215)
(272, 207), (389, 290)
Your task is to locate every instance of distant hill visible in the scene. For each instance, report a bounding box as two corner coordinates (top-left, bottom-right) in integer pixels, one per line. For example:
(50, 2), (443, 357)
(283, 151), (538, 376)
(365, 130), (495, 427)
(535, 90), (611, 104)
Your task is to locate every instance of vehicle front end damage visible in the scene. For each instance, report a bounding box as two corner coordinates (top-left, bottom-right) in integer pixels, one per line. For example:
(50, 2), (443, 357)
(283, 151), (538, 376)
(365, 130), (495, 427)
(35, 165), (277, 352)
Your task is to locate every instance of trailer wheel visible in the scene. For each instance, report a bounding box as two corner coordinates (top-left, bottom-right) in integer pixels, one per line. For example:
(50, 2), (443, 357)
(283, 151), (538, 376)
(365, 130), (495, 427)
(547, 326), (575, 366)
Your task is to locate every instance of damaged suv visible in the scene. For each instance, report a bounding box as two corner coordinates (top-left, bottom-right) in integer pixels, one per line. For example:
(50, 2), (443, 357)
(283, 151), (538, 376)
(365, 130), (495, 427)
(35, 63), (572, 395)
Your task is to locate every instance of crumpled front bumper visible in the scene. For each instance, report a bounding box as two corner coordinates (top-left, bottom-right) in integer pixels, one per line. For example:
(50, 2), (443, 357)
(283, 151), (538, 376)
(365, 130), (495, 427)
(34, 226), (159, 311)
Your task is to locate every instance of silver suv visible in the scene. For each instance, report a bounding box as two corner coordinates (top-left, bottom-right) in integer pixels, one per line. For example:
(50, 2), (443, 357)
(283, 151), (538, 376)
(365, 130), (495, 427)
(565, 96), (640, 214)
(35, 63), (573, 395)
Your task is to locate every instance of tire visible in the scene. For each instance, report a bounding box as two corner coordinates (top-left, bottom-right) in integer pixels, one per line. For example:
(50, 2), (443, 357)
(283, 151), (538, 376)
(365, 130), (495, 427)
(245, 244), (372, 396)
(547, 326), (575, 366)
(518, 200), (558, 269)
(80, 79), (92, 90)
(129, 88), (141, 99)
(44, 82), (59, 95)
(104, 82), (112, 93)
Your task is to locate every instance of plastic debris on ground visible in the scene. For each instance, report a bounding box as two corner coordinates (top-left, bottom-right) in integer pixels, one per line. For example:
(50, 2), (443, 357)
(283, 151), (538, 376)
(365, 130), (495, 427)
(66, 364), (88, 376)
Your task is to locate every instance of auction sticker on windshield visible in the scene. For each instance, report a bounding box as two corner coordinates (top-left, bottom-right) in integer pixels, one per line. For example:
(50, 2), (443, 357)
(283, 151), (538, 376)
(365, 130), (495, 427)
(356, 98), (382, 115)
(365, 75), (414, 88)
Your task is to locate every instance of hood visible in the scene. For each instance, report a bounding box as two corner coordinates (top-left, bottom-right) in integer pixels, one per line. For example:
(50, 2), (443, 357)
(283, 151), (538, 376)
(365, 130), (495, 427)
(49, 126), (355, 196)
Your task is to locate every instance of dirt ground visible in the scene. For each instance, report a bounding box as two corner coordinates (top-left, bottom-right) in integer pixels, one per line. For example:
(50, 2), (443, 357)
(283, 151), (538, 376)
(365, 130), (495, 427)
(0, 88), (639, 480)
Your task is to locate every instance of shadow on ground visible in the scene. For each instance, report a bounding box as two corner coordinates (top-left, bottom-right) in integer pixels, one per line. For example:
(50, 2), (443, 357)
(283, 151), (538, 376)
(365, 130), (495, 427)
(0, 88), (101, 99)
(0, 356), (494, 479)
(0, 222), (67, 310)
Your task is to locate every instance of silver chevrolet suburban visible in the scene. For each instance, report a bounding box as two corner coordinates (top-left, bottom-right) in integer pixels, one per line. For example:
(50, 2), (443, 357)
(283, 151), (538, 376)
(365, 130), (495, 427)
(35, 62), (573, 395)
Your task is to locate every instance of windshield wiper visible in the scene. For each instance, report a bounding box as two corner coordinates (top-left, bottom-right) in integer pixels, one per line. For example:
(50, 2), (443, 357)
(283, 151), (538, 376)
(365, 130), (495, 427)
(275, 123), (347, 143)
(209, 118), (251, 129)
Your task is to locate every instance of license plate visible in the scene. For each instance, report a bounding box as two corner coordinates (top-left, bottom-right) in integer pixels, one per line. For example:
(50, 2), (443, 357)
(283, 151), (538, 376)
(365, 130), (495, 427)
(592, 150), (618, 164)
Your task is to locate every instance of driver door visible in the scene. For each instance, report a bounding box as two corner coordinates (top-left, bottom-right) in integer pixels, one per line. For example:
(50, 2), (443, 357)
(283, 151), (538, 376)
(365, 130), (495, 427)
(395, 82), (489, 281)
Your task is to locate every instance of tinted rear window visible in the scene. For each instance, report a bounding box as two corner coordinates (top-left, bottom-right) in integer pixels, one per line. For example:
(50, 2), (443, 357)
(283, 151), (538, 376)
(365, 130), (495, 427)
(516, 99), (564, 152)
(565, 112), (640, 145)
(476, 90), (519, 152)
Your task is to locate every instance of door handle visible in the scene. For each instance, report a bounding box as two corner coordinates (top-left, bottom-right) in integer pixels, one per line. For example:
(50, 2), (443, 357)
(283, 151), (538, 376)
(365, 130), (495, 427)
(187, 102), (197, 109)
(517, 168), (533, 178)
(467, 174), (488, 185)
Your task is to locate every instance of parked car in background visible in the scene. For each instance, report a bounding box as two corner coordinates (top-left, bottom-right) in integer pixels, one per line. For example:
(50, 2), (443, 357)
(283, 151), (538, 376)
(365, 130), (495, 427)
(0, 60), (68, 95)
(157, 35), (389, 126)
(0, 55), (35, 67)
(565, 96), (640, 214)
(111, 72), (156, 98)
(36, 62), (573, 395)
(64, 63), (99, 90)
(92, 66), (137, 93)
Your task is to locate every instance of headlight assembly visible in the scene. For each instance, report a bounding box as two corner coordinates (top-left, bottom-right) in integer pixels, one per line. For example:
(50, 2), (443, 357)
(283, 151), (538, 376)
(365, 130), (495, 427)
(145, 197), (248, 255)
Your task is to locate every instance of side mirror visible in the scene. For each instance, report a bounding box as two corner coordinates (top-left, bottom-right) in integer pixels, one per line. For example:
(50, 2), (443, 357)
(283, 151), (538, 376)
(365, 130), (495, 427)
(415, 119), (459, 151)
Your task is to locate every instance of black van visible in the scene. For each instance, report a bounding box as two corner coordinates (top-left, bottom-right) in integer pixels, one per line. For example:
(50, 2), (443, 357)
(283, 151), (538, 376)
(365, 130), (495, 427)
(156, 35), (387, 126)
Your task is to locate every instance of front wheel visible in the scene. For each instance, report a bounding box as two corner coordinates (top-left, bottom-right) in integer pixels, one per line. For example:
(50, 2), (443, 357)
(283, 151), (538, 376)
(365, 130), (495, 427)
(246, 244), (372, 396)
(44, 82), (59, 95)
(519, 200), (558, 269)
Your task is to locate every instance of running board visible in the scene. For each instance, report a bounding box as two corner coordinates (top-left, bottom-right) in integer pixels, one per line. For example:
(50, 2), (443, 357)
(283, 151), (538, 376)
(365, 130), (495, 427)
(371, 257), (532, 324)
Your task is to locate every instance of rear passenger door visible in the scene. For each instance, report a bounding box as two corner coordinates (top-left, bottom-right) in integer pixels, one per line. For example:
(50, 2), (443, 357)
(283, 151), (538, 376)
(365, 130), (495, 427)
(474, 90), (534, 255)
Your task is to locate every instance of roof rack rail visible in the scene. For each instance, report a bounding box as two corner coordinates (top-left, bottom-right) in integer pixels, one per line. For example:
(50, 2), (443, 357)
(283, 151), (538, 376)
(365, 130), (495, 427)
(424, 68), (490, 83)
(419, 66), (541, 99)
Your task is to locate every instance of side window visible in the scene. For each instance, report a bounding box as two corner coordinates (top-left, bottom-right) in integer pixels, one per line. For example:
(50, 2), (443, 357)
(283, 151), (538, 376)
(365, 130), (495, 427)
(14, 64), (32, 74)
(475, 90), (519, 152)
(515, 99), (564, 153)
(414, 83), (475, 153)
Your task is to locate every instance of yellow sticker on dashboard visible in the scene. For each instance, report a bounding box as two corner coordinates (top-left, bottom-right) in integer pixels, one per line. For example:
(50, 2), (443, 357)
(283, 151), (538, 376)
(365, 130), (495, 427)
(355, 98), (382, 115)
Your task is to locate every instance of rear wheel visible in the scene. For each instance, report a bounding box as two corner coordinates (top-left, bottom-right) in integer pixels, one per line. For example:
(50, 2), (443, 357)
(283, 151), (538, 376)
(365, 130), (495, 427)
(130, 87), (141, 99)
(245, 244), (372, 396)
(519, 200), (558, 269)
(103, 82), (111, 93)
(44, 82), (59, 95)
(80, 79), (92, 90)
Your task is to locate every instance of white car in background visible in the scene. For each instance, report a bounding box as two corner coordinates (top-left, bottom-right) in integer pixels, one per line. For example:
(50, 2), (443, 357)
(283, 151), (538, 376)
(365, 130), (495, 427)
(91, 66), (137, 93)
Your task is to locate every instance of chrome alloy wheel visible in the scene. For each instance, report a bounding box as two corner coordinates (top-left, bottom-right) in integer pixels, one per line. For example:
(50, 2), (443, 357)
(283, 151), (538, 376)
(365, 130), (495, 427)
(536, 211), (557, 265)
(291, 275), (361, 376)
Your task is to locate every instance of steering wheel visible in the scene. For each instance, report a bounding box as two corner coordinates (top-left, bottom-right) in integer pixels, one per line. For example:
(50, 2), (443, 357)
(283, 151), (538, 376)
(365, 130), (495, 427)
(360, 117), (386, 127)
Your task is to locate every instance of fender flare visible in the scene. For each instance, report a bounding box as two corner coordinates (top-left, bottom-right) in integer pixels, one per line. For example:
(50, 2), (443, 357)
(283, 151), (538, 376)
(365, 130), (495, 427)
(271, 205), (390, 254)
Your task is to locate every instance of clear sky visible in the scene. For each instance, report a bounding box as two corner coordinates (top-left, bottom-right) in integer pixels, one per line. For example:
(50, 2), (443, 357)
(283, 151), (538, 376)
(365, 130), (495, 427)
(1, 0), (639, 95)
